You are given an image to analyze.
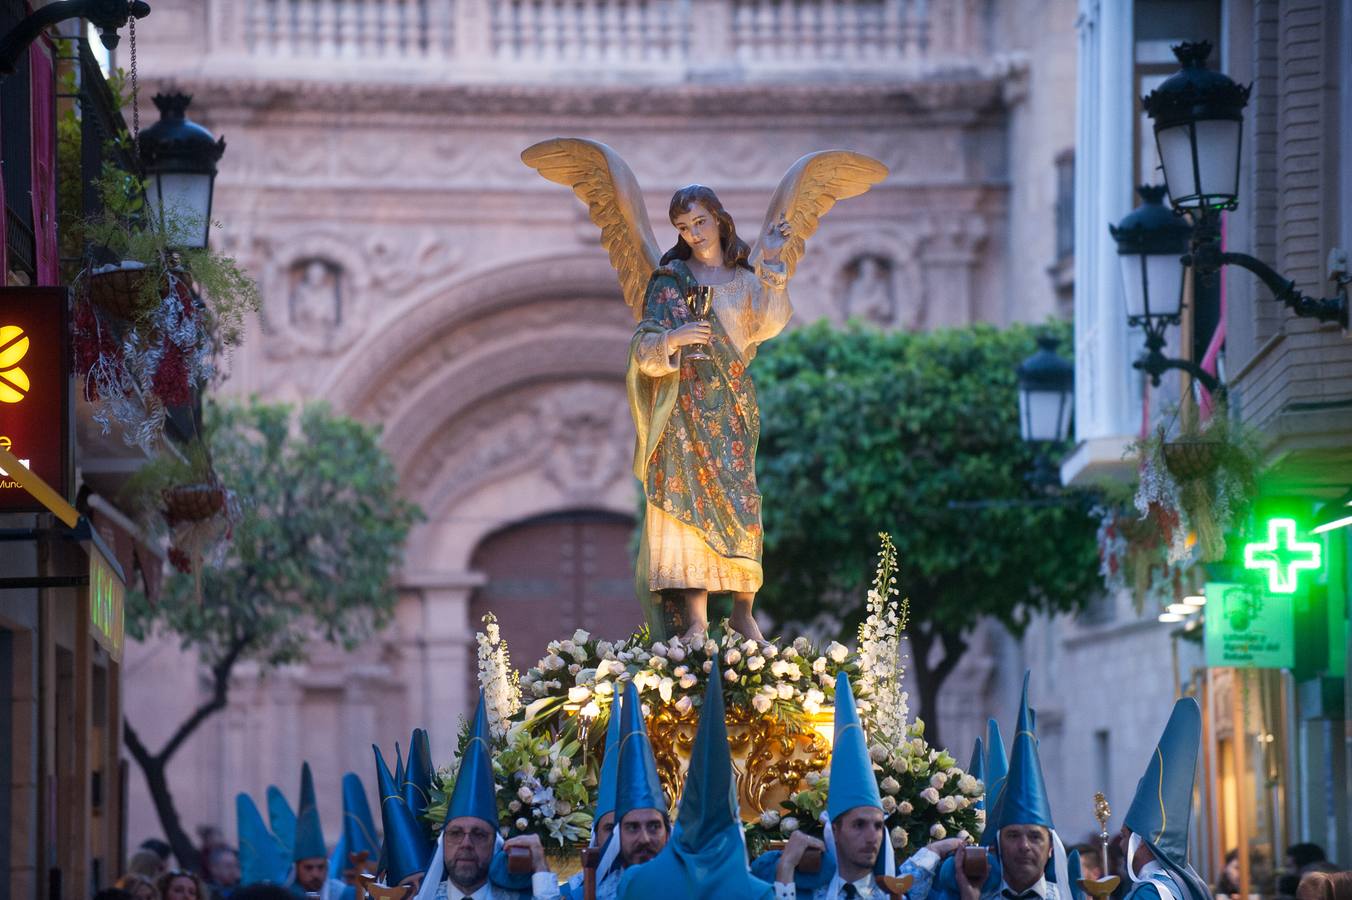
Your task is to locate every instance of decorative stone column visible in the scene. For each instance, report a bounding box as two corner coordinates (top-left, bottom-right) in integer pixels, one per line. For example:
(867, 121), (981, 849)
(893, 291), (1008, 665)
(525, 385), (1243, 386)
(402, 569), (486, 762)
(919, 216), (987, 328)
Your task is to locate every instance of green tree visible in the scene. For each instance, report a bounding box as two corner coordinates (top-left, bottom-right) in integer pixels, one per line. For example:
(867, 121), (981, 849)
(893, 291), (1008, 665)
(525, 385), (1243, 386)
(754, 320), (1098, 746)
(123, 400), (421, 870)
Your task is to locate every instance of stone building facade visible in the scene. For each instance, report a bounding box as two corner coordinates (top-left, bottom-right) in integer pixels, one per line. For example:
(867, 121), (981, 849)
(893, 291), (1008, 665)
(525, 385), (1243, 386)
(120, 0), (1086, 847)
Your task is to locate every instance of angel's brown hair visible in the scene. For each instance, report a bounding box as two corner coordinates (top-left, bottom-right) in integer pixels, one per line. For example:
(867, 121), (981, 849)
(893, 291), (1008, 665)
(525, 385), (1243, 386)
(661, 184), (754, 271)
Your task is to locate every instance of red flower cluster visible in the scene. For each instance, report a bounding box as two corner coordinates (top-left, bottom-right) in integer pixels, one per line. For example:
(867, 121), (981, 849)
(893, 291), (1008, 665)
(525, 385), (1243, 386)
(152, 340), (192, 407)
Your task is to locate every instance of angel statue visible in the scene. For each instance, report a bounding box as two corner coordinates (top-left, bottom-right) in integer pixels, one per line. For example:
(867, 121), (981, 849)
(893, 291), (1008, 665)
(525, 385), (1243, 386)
(522, 139), (887, 644)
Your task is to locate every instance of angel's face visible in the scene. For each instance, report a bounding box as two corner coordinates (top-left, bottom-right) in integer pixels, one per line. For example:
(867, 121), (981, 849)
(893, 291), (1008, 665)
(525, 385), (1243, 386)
(672, 203), (723, 266)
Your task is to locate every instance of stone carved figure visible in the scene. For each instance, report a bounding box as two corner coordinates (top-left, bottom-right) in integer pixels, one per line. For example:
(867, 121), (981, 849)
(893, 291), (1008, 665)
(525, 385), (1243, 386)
(290, 259), (342, 331)
(844, 254), (898, 326)
(523, 138), (887, 643)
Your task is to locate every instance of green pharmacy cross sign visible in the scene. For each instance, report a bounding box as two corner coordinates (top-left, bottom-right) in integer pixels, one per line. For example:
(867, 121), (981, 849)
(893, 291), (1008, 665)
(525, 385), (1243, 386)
(1242, 518), (1321, 594)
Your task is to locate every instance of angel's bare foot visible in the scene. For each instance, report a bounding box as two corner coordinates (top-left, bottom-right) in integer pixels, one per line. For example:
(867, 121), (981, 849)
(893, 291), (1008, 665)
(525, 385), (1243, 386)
(728, 612), (765, 643)
(681, 621), (708, 645)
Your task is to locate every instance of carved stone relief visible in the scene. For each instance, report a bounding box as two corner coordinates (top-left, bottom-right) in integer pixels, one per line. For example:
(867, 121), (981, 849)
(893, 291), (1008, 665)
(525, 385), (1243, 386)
(842, 255), (901, 327)
(290, 258), (343, 332)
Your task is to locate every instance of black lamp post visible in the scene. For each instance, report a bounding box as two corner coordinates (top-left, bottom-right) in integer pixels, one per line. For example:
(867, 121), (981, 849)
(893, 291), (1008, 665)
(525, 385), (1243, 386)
(1109, 185), (1219, 392)
(138, 92), (226, 250)
(1143, 41), (1348, 328)
(1017, 334), (1074, 489)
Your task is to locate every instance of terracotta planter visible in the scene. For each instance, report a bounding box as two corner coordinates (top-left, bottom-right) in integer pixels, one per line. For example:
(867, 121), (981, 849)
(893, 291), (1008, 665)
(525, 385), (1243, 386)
(87, 267), (163, 320)
(163, 483), (225, 523)
(1163, 438), (1222, 480)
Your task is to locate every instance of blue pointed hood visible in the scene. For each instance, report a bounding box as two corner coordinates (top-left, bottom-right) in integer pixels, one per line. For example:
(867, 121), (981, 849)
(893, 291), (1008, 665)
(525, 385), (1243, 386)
(237, 792), (290, 885)
(616, 663), (775, 900)
(447, 691), (500, 829)
(403, 729), (435, 833)
(393, 742), (404, 791)
(979, 718), (1009, 846)
(334, 773), (379, 872)
(294, 762), (328, 862)
(267, 785), (297, 856)
(1066, 849), (1085, 900)
(374, 744), (432, 886)
(614, 680), (667, 824)
(987, 673), (1054, 836)
(1124, 699), (1210, 900)
(826, 671), (882, 822)
(594, 691), (625, 836)
(968, 736), (986, 811)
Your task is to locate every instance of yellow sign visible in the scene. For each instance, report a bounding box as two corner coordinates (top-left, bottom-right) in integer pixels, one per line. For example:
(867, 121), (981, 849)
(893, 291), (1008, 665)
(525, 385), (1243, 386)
(0, 324), (31, 403)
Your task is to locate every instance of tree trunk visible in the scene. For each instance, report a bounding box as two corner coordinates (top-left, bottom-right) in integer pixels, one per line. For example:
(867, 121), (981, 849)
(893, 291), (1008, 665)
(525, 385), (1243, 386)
(908, 621), (969, 750)
(123, 635), (250, 871)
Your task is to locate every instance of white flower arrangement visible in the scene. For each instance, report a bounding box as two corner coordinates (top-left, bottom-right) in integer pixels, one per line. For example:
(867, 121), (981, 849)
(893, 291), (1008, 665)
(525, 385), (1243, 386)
(477, 613), (522, 740)
(857, 533), (910, 749)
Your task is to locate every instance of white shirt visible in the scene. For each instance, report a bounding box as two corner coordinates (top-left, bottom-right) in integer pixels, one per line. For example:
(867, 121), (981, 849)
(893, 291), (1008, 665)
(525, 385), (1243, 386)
(773, 847), (941, 900)
(994, 876), (1058, 900)
(432, 873), (560, 900)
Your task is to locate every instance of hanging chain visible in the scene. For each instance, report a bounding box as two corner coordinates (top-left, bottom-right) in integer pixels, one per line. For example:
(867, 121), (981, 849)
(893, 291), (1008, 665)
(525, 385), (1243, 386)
(127, 1), (140, 156)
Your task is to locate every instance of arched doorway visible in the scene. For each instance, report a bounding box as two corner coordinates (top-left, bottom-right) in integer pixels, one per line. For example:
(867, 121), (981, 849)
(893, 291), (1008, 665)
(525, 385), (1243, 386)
(469, 510), (641, 674)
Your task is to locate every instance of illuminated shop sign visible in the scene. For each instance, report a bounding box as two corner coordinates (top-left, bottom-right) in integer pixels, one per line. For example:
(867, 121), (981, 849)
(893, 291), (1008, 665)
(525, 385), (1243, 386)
(0, 288), (70, 512)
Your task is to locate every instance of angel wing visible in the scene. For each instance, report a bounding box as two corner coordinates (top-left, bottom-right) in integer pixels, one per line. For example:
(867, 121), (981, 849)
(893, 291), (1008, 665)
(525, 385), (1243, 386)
(522, 138), (662, 321)
(750, 151), (890, 279)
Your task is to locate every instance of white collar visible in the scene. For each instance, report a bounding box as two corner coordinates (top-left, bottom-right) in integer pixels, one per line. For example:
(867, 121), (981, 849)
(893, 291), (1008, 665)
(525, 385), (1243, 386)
(438, 878), (491, 900)
(1000, 876), (1050, 899)
(829, 871), (876, 897)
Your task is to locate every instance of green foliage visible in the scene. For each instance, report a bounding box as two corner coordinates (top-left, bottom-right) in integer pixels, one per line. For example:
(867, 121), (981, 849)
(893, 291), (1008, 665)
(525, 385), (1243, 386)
(125, 399), (423, 669)
(753, 319), (1099, 639)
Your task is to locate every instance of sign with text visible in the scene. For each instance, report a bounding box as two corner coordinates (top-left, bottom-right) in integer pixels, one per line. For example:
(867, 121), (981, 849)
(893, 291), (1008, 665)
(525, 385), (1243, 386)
(0, 287), (70, 512)
(1204, 581), (1295, 669)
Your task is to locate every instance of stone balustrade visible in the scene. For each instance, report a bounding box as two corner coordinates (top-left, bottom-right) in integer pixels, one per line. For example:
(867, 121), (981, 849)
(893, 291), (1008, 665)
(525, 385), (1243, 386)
(226, 0), (979, 74)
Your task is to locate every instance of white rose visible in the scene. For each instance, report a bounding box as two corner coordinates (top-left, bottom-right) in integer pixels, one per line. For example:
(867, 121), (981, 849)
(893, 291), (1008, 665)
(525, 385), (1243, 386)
(597, 641), (615, 657)
(649, 656), (667, 670)
(571, 647), (588, 663)
(746, 656), (766, 671)
(780, 817), (799, 834)
(919, 787), (940, 805)
(544, 654), (565, 670)
(812, 657), (828, 674)
(752, 694), (773, 713)
(763, 645), (778, 658)
(594, 681), (613, 696)
(532, 682), (549, 697)
(930, 824), (946, 840)
(930, 772), (948, 789)
(782, 647), (799, 660)
(879, 776), (900, 795)
(804, 771), (821, 786)
(777, 683), (794, 699)
(673, 665), (688, 678)
(960, 775), (982, 796)
(658, 677), (674, 703)
(509, 800), (522, 813)
(517, 785), (534, 803)
(937, 797), (958, 814)
(668, 646), (686, 663)
(651, 642), (668, 658)
(573, 629), (590, 643)
(580, 700), (601, 719)
(674, 695), (693, 715)
(827, 642), (849, 663)
(724, 669), (737, 682)
(770, 660), (791, 677)
(567, 686), (591, 704)
(725, 648), (742, 665)
(679, 673), (697, 689)
(793, 637), (810, 652)
(819, 673), (833, 688)
(704, 639), (718, 655)
(703, 660), (713, 673)
(760, 810), (781, 828)
(898, 801), (913, 815)
(881, 795), (897, 814)
(869, 744), (888, 762)
(742, 639), (758, 654)
(568, 663), (581, 675)
(516, 817), (529, 831)
(891, 827), (908, 848)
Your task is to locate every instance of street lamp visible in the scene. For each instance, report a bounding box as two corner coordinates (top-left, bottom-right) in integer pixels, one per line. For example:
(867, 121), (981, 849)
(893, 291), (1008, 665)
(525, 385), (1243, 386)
(1109, 185), (1218, 392)
(1017, 334), (1074, 488)
(138, 92), (226, 250)
(1142, 41), (1348, 328)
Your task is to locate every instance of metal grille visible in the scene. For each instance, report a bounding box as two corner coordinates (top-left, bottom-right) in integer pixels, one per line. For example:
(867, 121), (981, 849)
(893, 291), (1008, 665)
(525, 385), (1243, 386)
(0, 1), (35, 278)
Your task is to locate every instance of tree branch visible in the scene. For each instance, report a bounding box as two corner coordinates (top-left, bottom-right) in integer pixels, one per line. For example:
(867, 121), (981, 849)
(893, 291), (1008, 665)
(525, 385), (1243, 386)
(157, 631), (251, 763)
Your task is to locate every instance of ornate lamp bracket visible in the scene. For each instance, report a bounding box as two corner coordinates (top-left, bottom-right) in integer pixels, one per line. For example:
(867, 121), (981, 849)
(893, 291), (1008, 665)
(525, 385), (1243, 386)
(0, 0), (150, 75)
(1185, 209), (1349, 330)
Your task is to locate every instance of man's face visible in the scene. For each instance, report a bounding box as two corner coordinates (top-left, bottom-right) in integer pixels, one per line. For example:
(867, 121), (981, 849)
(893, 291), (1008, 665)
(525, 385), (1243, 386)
(618, 808), (668, 866)
(208, 850), (241, 887)
(834, 807), (885, 876)
(595, 811), (616, 849)
(296, 858), (328, 891)
(443, 817), (495, 890)
(1000, 825), (1052, 891)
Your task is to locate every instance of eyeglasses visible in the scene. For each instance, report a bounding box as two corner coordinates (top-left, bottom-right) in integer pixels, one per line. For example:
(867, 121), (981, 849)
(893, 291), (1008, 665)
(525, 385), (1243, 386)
(444, 827), (493, 845)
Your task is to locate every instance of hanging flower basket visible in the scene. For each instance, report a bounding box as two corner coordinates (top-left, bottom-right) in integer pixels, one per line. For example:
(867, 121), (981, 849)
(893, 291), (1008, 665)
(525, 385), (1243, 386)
(87, 263), (162, 321)
(163, 482), (226, 523)
(1163, 437), (1223, 481)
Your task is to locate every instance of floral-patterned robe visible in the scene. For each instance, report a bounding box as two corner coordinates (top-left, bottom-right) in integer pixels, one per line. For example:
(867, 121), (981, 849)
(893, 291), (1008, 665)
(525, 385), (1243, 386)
(626, 256), (791, 629)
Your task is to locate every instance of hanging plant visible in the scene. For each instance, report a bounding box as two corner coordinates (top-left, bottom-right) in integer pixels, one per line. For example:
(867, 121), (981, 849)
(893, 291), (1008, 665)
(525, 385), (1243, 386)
(1128, 401), (1260, 565)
